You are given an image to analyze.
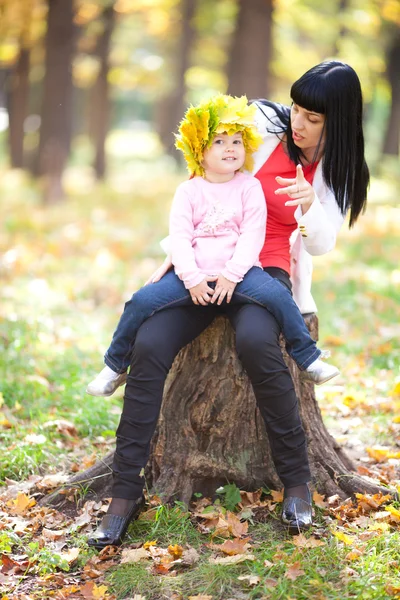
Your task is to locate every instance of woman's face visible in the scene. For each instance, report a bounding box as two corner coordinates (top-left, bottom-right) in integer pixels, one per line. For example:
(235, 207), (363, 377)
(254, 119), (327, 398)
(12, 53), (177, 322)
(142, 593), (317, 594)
(290, 103), (325, 159)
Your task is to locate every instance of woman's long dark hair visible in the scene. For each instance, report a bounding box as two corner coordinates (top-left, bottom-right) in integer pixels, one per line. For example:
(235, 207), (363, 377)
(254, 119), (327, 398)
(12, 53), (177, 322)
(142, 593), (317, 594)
(257, 61), (369, 227)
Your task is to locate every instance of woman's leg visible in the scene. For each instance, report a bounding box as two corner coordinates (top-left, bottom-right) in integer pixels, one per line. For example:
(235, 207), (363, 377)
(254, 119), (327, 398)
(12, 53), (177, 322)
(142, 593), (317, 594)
(225, 302), (311, 489)
(111, 304), (217, 500)
(233, 267), (320, 370)
(88, 305), (217, 547)
(104, 271), (192, 373)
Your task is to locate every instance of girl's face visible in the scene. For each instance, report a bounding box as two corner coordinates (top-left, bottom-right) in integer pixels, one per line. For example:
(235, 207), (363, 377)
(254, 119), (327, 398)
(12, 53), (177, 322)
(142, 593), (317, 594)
(202, 132), (246, 183)
(290, 103), (326, 160)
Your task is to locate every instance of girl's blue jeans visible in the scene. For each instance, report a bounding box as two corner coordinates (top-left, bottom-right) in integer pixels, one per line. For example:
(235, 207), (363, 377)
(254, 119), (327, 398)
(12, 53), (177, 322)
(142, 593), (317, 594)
(104, 267), (321, 373)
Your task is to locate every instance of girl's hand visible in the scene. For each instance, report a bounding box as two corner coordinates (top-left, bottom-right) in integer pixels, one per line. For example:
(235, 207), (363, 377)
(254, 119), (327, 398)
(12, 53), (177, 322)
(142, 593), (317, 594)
(210, 274), (237, 305)
(189, 277), (218, 306)
(275, 164), (315, 214)
(144, 256), (173, 285)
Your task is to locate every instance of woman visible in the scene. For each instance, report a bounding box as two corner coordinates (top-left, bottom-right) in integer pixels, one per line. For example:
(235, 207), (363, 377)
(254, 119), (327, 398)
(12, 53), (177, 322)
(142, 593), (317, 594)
(87, 60), (369, 547)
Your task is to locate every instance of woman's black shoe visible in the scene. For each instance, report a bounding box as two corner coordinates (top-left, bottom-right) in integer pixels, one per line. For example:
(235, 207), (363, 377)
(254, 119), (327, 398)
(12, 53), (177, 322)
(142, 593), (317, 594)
(281, 490), (312, 534)
(88, 496), (145, 549)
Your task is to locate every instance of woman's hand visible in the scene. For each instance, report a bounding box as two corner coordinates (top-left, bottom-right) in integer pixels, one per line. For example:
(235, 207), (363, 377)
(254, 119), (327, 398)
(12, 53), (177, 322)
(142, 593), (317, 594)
(275, 164), (315, 214)
(210, 274), (237, 305)
(189, 277), (218, 306)
(144, 256), (173, 285)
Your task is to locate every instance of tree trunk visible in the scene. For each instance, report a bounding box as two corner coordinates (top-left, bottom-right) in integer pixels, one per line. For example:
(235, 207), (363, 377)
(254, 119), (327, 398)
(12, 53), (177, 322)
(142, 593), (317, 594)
(227, 0), (272, 100)
(383, 32), (400, 156)
(154, 0), (197, 154)
(89, 4), (115, 179)
(42, 316), (389, 510)
(8, 47), (30, 169)
(331, 0), (349, 56)
(36, 0), (75, 203)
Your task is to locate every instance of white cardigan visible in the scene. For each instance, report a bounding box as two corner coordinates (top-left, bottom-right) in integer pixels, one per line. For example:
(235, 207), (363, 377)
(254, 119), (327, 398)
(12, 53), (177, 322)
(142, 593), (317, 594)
(160, 103), (345, 314)
(251, 102), (344, 314)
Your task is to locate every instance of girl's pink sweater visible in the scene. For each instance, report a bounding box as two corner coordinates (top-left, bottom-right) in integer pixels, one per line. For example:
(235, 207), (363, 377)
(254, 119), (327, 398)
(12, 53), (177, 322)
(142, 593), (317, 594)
(169, 172), (267, 289)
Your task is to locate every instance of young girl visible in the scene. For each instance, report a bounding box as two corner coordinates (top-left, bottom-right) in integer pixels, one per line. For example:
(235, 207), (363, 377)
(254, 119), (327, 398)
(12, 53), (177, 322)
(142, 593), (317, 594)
(86, 94), (338, 398)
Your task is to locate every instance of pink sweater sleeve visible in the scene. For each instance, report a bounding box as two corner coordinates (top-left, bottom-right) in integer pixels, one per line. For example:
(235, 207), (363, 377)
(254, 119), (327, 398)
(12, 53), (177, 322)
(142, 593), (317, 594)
(169, 183), (206, 289)
(220, 180), (267, 283)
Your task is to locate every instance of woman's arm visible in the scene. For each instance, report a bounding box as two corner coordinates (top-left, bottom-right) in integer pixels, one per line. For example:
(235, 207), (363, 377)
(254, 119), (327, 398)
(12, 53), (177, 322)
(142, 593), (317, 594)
(275, 164), (344, 255)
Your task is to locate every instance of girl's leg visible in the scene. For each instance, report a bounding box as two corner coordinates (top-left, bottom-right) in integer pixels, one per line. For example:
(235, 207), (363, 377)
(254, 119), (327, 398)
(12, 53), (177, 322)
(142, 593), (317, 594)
(233, 267), (320, 370)
(225, 302), (311, 489)
(104, 271), (192, 373)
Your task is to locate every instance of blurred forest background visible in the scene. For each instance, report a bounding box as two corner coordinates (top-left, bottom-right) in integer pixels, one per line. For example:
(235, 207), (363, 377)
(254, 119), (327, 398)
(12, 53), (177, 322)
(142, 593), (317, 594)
(0, 0), (400, 202)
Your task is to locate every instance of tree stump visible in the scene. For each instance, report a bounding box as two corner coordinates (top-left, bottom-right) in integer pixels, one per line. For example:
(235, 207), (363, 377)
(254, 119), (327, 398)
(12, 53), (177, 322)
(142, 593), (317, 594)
(42, 315), (389, 510)
(146, 315), (387, 504)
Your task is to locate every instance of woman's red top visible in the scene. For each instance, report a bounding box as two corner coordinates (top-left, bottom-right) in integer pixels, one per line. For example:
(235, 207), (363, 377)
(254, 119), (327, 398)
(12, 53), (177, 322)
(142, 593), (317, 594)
(254, 142), (318, 274)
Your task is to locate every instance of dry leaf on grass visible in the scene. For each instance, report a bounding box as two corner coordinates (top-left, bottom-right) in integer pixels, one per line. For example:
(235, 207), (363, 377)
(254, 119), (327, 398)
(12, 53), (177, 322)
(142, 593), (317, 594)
(209, 553), (255, 565)
(120, 547), (149, 564)
(386, 584), (400, 598)
(285, 561), (305, 581)
(270, 489), (284, 502)
(331, 530), (354, 545)
(168, 544), (183, 559)
(59, 547), (80, 565)
(345, 548), (364, 561)
(264, 577), (279, 588)
(188, 595), (213, 600)
(238, 574), (260, 586)
(209, 537), (251, 555)
(292, 534), (326, 548)
(80, 582), (109, 599)
(7, 492), (36, 515)
(313, 491), (329, 509)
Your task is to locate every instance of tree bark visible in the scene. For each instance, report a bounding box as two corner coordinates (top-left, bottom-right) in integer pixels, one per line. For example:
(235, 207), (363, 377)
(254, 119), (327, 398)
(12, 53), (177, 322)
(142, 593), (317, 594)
(331, 0), (349, 56)
(227, 0), (272, 100)
(36, 0), (75, 203)
(8, 47), (30, 169)
(42, 316), (389, 510)
(383, 32), (400, 156)
(89, 4), (115, 179)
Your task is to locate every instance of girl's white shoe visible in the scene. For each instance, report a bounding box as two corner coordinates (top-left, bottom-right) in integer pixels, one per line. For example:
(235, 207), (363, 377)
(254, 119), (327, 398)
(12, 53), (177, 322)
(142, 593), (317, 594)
(301, 359), (339, 385)
(86, 366), (127, 397)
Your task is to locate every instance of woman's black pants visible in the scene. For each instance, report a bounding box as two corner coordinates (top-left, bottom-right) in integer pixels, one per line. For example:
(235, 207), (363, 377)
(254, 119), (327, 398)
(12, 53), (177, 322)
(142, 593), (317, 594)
(111, 302), (311, 499)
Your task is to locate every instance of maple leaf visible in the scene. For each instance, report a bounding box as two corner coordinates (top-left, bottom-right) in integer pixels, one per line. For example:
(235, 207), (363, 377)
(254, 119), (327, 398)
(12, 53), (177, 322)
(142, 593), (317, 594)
(168, 544), (183, 559)
(332, 530), (354, 545)
(120, 547), (149, 563)
(292, 534), (326, 548)
(81, 582), (109, 598)
(386, 505), (400, 519)
(313, 491), (328, 509)
(285, 561), (305, 581)
(264, 577), (279, 588)
(270, 489), (284, 503)
(143, 540), (157, 549)
(239, 489), (262, 507)
(208, 553), (255, 565)
(366, 447), (400, 462)
(59, 547), (80, 564)
(7, 492), (36, 515)
(209, 537), (251, 555)
(386, 584), (400, 598)
(238, 574), (260, 586)
(345, 548), (364, 561)
(226, 511), (249, 537)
